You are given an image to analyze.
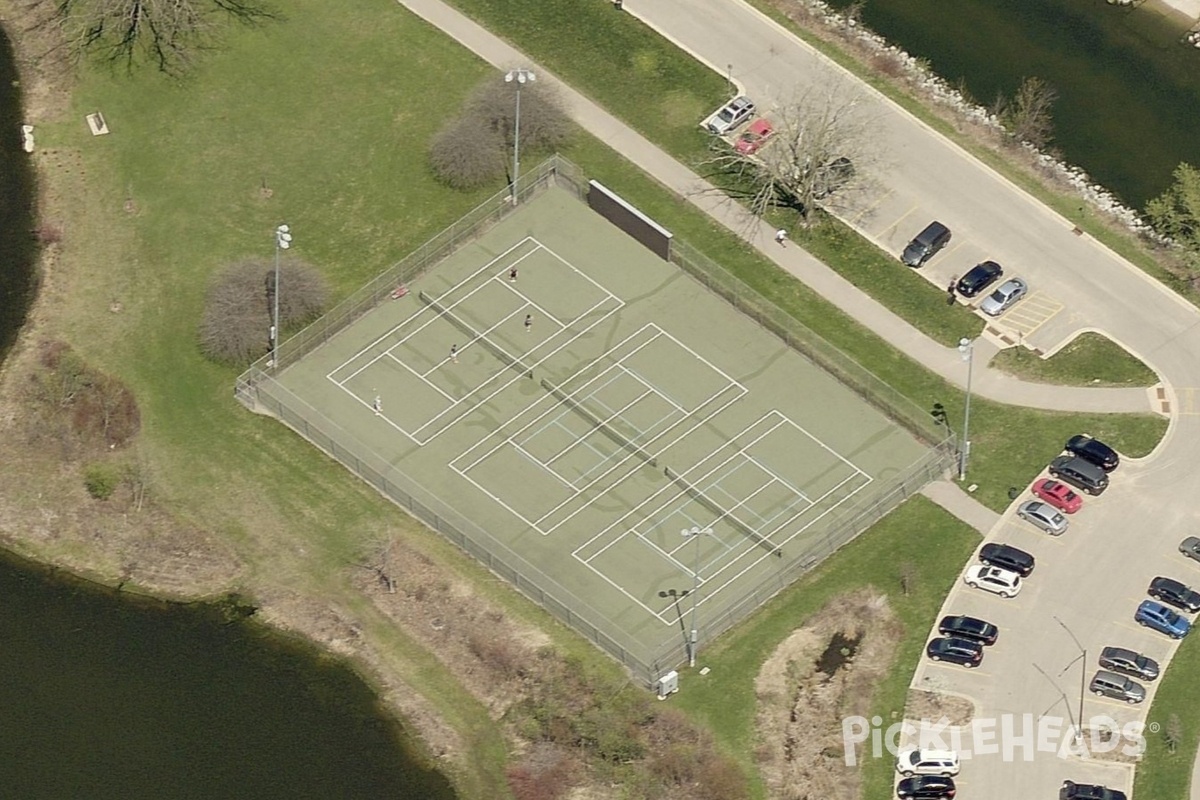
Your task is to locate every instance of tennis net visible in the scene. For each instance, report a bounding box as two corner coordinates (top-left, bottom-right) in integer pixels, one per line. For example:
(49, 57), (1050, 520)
(418, 291), (532, 378)
(664, 466), (781, 556)
(540, 377), (658, 467)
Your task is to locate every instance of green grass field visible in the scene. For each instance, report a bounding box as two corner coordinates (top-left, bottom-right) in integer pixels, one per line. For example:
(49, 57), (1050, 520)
(26, 0), (1169, 796)
(990, 332), (1159, 387)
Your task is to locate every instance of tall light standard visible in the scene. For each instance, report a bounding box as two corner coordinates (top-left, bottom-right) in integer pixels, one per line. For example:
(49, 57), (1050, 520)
(270, 223), (293, 369)
(682, 526), (714, 668)
(1054, 616), (1088, 744)
(505, 68), (535, 204)
(957, 337), (975, 481)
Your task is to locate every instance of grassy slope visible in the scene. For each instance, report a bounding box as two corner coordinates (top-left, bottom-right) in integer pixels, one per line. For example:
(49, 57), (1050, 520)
(990, 332), (1159, 387)
(672, 496), (979, 798)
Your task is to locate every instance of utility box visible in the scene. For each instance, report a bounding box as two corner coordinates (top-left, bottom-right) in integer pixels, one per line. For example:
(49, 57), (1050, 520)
(656, 670), (679, 700)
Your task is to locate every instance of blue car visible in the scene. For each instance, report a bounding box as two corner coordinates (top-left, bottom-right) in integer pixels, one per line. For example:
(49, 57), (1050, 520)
(1136, 600), (1191, 639)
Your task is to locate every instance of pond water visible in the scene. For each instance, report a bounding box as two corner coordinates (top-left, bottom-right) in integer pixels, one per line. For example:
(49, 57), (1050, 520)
(0, 551), (458, 800)
(826, 0), (1200, 208)
(0, 22), (456, 800)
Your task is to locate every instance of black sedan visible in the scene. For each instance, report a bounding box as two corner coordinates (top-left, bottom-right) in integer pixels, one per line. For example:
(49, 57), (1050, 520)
(1064, 434), (1119, 472)
(1148, 577), (1200, 613)
(1098, 647), (1159, 681)
(898, 775), (956, 798)
(937, 615), (998, 646)
(1060, 781), (1126, 800)
(979, 543), (1035, 577)
(956, 260), (1003, 298)
(926, 637), (983, 668)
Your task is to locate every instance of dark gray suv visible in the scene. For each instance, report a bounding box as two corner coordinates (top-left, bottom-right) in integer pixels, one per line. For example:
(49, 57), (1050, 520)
(1048, 456), (1109, 496)
(901, 221), (952, 267)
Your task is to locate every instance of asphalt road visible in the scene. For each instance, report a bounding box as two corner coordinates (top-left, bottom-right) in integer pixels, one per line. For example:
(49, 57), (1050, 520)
(619, 1), (1200, 797)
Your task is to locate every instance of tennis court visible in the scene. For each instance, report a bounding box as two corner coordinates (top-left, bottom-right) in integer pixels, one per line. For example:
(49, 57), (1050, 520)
(258, 178), (939, 678)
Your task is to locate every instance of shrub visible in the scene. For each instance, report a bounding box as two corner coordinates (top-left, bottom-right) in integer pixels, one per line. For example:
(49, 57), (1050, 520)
(199, 259), (330, 364)
(428, 115), (507, 190)
(83, 463), (120, 500)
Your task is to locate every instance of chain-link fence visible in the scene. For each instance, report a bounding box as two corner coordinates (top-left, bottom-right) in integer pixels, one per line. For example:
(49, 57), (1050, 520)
(235, 155), (955, 686)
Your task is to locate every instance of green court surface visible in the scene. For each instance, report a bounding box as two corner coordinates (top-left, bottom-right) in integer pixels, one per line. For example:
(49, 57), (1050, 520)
(271, 185), (933, 676)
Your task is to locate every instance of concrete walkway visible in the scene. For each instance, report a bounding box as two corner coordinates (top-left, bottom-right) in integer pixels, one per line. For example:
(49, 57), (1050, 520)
(395, 0), (1156, 416)
(919, 480), (999, 536)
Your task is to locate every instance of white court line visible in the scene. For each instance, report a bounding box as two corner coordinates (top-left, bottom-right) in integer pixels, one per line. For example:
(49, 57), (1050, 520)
(328, 237), (540, 384)
(572, 411), (792, 565)
(616, 362), (686, 414)
(414, 301), (532, 378)
(411, 293), (623, 443)
(543, 387), (655, 467)
(384, 350), (455, 402)
(492, 275), (568, 329)
(510, 440), (576, 490)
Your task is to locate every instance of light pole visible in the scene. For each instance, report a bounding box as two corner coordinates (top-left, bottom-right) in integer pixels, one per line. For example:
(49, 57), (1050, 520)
(1054, 615), (1087, 744)
(682, 526), (714, 668)
(658, 589), (691, 659)
(270, 223), (293, 369)
(957, 337), (975, 480)
(504, 68), (535, 204)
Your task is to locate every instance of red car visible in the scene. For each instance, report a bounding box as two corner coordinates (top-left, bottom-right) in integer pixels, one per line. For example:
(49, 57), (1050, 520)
(1031, 478), (1082, 514)
(735, 118), (775, 155)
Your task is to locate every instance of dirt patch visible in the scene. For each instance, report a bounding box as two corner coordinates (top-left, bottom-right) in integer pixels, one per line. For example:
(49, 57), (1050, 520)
(904, 689), (974, 728)
(754, 588), (903, 800)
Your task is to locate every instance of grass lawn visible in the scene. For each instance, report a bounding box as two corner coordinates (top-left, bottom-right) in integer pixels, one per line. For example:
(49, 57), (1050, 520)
(790, 216), (983, 346)
(989, 332), (1159, 387)
(672, 495), (980, 798)
(25, 0), (1168, 797)
(1133, 631), (1200, 799)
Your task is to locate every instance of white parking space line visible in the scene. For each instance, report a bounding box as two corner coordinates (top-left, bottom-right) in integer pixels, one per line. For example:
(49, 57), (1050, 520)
(986, 292), (1064, 339)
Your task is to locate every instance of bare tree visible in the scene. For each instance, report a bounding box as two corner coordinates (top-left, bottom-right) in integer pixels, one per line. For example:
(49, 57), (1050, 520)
(428, 72), (571, 191)
(53, 0), (273, 75)
(992, 76), (1058, 149)
(428, 115), (507, 191)
(464, 75), (572, 154)
(1165, 713), (1184, 754)
(703, 77), (879, 225)
(199, 258), (329, 365)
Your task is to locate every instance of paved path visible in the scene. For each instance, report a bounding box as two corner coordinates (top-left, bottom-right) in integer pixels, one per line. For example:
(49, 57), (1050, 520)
(919, 480), (999, 536)
(395, 1), (1199, 797)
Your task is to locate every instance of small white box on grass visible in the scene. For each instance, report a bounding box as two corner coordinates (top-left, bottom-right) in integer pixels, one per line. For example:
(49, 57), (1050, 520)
(656, 670), (679, 700)
(86, 112), (110, 136)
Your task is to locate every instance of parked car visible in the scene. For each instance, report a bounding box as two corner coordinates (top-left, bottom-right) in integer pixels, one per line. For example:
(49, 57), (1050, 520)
(706, 95), (756, 135)
(964, 565), (1022, 598)
(895, 749), (960, 778)
(926, 637), (984, 668)
(1064, 434), (1120, 472)
(1048, 456), (1109, 496)
(897, 775), (956, 799)
(956, 261), (1003, 298)
(979, 543), (1035, 577)
(1135, 600), (1191, 639)
(1181, 536), (1200, 563)
(813, 156), (855, 199)
(901, 221), (952, 267)
(734, 118), (775, 155)
(1098, 646), (1159, 681)
(1031, 478), (1083, 514)
(979, 277), (1028, 316)
(1060, 780), (1127, 800)
(1089, 669), (1146, 704)
(1017, 500), (1069, 535)
(1148, 576), (1200, 613)
(937, 614), (998, 646)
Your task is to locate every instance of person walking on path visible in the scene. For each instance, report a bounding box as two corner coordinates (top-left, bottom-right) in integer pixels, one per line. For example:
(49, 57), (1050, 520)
(372, 395), (382, 415)
(946, 276), (957, 306)
(774, 228), (788, 247)
(509, 266), (518, 282)
(524, 313), (533, 333)
(449, 344), (458, 363)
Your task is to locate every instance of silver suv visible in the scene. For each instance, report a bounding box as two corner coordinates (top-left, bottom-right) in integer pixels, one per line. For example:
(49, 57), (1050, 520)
(706, 96), (756, 135)
(895, 749), (960, 777)
(1089, 670), (1145, 704)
